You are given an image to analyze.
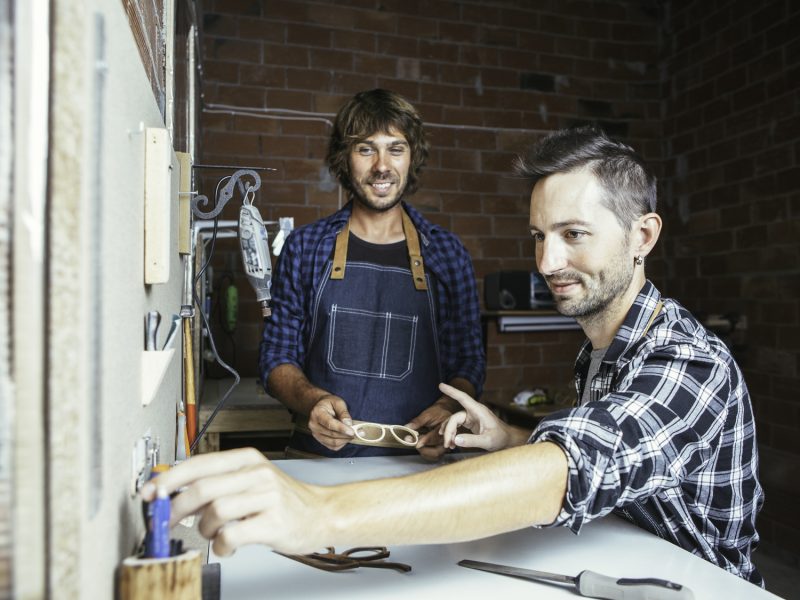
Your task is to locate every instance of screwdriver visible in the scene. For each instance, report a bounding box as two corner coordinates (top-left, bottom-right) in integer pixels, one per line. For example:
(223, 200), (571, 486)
(458, 559), (695, 599)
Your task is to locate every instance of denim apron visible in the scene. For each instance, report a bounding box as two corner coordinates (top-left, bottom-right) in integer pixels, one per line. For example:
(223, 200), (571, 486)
(290, 209), (442, 457)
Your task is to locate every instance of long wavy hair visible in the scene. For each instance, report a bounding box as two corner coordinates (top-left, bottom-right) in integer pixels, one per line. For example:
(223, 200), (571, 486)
(326, 89), (429, 198)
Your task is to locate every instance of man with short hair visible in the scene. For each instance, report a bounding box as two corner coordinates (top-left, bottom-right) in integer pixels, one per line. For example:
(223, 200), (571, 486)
(148, 127), (763, 586)
(260, 89), (485, 459)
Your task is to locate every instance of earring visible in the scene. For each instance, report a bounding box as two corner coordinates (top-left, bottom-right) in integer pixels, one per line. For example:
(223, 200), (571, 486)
(635, 256), (644, 265)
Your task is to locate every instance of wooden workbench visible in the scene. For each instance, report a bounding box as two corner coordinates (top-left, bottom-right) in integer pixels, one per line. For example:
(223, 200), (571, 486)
(196, 377), (292, 455)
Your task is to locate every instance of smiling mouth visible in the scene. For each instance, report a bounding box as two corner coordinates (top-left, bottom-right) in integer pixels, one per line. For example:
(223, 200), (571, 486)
(368, 181), (395, 196)
(548, 280), (581, 294)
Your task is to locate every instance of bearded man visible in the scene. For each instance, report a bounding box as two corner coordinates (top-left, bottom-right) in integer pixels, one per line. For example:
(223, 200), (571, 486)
(259, 89), (485, 459)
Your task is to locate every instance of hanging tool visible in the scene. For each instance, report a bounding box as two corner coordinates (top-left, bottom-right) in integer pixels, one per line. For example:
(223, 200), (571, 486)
(238, 197), (272, 318)
(182, 316), (197, 447)
(458, 559), (694, 599)
(161, 314), (181, 350)
(145, 311), (161, 350)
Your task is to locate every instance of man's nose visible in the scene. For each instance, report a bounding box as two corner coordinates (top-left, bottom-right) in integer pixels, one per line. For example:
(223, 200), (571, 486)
(537, 237), (567, 275)
(372, 149), (390, 173)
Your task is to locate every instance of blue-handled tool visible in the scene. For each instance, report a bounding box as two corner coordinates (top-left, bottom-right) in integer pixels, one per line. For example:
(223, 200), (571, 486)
(458, 559), (694, 599)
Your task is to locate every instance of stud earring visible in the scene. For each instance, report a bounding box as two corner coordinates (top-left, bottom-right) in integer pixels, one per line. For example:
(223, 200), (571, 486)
(635, 256), (644, 265)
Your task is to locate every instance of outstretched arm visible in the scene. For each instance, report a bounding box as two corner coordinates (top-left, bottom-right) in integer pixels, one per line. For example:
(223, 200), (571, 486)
(142, 442), (568, 557)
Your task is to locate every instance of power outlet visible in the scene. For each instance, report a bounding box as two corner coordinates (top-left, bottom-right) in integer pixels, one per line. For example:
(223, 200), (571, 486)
(130, 430), (160, 496)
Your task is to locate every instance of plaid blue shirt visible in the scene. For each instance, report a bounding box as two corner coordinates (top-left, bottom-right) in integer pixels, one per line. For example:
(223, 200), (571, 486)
(532, 281), (763, 585)
(259, 201), (485, 396)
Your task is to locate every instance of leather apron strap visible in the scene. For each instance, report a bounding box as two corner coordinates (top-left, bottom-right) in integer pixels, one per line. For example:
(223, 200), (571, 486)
(330, 208), (427, 291)
(641, 300), (663, 339)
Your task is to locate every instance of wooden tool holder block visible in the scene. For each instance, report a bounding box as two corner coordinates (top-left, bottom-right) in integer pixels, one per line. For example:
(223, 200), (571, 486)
(119, 549), (201, 600)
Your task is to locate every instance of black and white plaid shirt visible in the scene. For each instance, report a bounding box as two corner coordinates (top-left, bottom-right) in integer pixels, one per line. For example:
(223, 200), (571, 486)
(532, 281), (763, 585)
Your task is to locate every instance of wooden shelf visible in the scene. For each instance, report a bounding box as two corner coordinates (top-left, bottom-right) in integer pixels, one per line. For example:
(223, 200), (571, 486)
(196, 378), (293, 454)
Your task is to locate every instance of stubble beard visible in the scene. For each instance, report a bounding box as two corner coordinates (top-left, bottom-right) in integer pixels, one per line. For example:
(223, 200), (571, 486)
(549, 246), (635, 325)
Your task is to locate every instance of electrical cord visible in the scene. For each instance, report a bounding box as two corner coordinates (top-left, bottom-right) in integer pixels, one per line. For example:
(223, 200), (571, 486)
(189, 176), (242, 454)
(189, 284), (240, 454)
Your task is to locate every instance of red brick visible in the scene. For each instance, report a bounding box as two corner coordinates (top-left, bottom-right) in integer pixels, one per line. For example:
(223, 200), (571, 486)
(499, 7), (539, 29)
(353, 9), (399, 33)
(440, 106), (484, 127)
(266, 89), (313, 111)
(238, 18), (284, 43)
(239, 64), (286, 87)
(263, 43), (310, 68)
(259, 1), (305, 22)
(206, 84), (266, 107)
(310, 48), (355, 71)
(332, 30), (376, 53)
(480, 237), (522, 259)
(286, 23), (333, 47)
(287, 68), (333, 90)
(331, 71), (377, 93)
(207, 38), (261, 63)
(397, 16), (438, 39)
(306, 4), (357, 28)
(203, 60), (241, 84)
(203, 13), (239, 37)
(438, 149), (479, 171)
(232, 114), (281, 135)
(208, 0), (261, 17)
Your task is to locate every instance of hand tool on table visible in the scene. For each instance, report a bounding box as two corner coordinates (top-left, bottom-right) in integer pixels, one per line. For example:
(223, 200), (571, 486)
(458, 559), (694, 599)
(276, 547), (411, 573)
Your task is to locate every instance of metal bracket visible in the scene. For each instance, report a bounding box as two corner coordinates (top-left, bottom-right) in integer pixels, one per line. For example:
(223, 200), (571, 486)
(191, 169), (262, 219)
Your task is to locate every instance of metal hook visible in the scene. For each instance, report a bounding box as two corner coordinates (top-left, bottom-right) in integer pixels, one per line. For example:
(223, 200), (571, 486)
(192, 169), (262, 219)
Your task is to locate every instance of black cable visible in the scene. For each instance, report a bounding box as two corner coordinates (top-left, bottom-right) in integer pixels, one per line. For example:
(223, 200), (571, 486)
(189, 284), (240, 454)
(188, 176), (242, 454)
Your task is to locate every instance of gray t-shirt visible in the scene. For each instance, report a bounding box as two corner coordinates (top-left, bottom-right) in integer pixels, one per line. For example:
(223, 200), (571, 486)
(580, 346), (607, 406)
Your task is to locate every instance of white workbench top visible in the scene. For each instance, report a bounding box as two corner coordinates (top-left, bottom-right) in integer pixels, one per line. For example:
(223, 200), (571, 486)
(211, 454), (779, 599)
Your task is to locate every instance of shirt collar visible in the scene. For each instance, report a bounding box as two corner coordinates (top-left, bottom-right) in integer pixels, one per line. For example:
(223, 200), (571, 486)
(603, 280), (663, 364)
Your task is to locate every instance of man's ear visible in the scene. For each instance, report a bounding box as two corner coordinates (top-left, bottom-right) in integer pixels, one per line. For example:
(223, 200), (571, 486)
(633, 212), (662, 258)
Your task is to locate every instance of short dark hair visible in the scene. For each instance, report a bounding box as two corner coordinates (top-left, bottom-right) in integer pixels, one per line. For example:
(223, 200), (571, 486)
(326, 89), (429, 198)
(514, 126), (657, 229)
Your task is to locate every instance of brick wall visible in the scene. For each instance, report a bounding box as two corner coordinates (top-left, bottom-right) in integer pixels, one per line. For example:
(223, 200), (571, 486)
(197, 0), (663, 409)
(660, 0), (800, 558)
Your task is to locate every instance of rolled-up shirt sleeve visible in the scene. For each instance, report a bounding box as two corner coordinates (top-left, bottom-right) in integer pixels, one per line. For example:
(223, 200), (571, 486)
(531, 343), (728, 534)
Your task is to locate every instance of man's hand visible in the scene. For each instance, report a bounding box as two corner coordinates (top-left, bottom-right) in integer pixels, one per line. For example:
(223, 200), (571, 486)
(439, 383), (531, 451)
(308, 395), (354, 451)
(141, 448), (329, 556)
(405, 401), (454, 461)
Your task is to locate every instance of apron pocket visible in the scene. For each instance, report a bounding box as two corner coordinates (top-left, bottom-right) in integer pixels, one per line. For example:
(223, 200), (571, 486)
(327, 304), (417, 380)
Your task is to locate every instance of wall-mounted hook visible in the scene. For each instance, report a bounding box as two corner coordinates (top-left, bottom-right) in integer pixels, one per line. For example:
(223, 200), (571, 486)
(191, 169), (262, 219)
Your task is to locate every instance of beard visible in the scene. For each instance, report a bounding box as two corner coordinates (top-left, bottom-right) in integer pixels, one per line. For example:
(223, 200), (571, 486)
(350, 174), (408, 213)
(546, 247), (634, 320)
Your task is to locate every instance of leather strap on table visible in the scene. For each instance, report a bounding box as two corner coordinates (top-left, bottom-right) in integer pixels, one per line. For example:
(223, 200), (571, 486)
(330, 208), (427, 291)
